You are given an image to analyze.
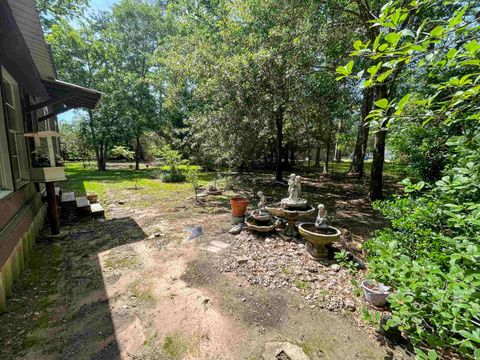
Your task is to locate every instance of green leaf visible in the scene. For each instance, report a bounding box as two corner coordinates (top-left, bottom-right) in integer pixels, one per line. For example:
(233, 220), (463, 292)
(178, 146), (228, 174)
(459, 330), (480, 344)
(375, 98), (389, 109)
(377, 69), (394, 82)
(430, 26), (444, 38)
(397, 94), (411, 111)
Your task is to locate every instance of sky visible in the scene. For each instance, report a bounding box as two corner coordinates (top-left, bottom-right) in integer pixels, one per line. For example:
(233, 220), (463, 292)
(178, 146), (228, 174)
(57, 0), (119, 124)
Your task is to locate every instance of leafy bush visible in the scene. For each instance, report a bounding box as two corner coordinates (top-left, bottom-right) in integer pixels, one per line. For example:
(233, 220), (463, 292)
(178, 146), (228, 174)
(160, 171), (186, 183)
(186, 166), (200, 201)
(339, 1), (480, 357)
(365, 138), (480, 358)
(110, 145), (135, 161)
(158, 145), (188, 183)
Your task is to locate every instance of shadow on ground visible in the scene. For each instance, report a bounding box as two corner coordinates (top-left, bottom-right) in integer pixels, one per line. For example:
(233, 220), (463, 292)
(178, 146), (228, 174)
(0, 216), (146, 360)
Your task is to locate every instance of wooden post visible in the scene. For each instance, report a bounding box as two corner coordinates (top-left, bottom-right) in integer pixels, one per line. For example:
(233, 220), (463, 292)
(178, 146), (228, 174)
(46, 181), (60, 235)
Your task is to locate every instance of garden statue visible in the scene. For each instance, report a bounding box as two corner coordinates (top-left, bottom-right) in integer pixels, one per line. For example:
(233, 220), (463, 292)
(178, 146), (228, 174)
(257, 191), (267, 214)
(298, 203), (341, 260)
(245, 191), (274, 232)
(281, 174), (307, 208)
(315, 204), (328, 229)
(266, 173), (314, 237)
(292, 175), (302, 199)
(287, 174), (296, 199)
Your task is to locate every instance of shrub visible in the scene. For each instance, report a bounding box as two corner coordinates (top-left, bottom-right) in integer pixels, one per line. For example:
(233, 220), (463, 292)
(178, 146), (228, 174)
(110, 145), (135, 161)
(158, 145), (188, 183)
(186, 166), (200, 201)
(159, 171), (186, 183)
(364, 138), (480, 358)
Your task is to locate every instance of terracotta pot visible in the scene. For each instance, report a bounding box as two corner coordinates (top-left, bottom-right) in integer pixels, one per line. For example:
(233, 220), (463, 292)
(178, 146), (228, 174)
(230, 197), (249, 217)
(87, 193), (99, 204)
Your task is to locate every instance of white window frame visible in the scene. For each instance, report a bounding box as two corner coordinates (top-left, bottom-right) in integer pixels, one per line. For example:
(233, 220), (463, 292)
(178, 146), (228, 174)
(2, 67), (30, 189)
(0, 76), (13, 199)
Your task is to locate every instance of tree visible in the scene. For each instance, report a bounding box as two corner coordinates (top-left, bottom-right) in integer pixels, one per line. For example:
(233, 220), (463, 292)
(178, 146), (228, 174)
(337, 0), (445, 199)
(58, 119), (94, 164)
(36, 0), (89, 30)
(48, 1), (168, 171)
(104, 0), (166, 170)
(351, 1), (480, 357)
(47, 18), (126, 170)
(164, 0), (353, 179)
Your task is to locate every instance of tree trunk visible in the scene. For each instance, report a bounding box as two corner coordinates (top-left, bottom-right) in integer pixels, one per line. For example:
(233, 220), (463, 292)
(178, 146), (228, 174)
(275, 114), (283, 182)
(323, 141), (331, 173)
(87, 110), (102, 171)
(135, 135), (140, 170)
(350, 87), (374, 176)
(290, 148), (295, 166)
(369, 85), (389, 200)
(315, 147), (320, 167)
(369, 130), (386, 200)
(102, 142), (108, 171)
(334, 118), (343, 164)
(335, 149), (342, 163)
(97, 143), (104, 171)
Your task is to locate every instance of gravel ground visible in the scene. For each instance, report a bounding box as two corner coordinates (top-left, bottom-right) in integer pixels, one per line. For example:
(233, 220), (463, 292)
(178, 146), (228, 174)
(217, 231), (362, 313)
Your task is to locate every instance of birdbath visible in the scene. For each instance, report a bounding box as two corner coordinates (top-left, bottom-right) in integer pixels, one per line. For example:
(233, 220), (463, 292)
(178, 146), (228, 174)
(245, 191), (275, 232)
(298, 204), (341, 260)
(265, 174), (315, 238)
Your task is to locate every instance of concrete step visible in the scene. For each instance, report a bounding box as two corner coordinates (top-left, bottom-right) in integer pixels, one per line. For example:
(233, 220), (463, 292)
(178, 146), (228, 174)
(76, 197), (92, 217)
(61, 192), (76, 207)
(90, 203), (105, 218)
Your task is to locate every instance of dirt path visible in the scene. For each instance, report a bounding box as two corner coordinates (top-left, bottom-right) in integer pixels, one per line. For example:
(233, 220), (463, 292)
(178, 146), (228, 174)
(0, 179), (409, 360)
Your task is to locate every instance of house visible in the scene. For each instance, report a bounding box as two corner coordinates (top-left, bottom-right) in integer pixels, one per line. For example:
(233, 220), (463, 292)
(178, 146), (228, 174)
(0, 0), (102, 312)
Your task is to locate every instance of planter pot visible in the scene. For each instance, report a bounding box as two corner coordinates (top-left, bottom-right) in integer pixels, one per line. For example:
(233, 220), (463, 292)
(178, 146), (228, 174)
(230, 197), (249, 217)
(87, 193), (99, 203)
(361, 280), (390, 307)
(29, 167), (66, 182)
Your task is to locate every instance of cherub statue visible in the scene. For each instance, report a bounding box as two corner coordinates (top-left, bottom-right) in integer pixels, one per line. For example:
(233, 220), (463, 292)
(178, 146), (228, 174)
(292, 175), (302, 199)
(287, 173), (296, 199)
(315, 204), (328, 229)
(257, 191), (267, 213)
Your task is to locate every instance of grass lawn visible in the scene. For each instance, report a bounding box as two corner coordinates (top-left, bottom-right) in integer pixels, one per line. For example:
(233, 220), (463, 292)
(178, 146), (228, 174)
(62, 161), (214, 202)
(300, 160), (411, 179)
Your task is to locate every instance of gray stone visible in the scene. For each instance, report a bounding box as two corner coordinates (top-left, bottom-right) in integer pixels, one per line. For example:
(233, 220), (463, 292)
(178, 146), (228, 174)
(210, 240), (230, 249)
(236, 257), (249, 265)
(229, 225), (243, 235)
(330, 264), (341, 272)
(263, 341), (310, 360)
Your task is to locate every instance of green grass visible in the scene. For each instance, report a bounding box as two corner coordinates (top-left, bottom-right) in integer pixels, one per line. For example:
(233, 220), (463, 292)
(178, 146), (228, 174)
(62, 161), (213, 200)
(162, 333), (189, 359)
(295, 280), (310, 290)
(299, 159), (411, 178)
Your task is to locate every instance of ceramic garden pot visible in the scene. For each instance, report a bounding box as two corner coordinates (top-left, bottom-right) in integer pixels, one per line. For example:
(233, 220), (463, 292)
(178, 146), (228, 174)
(230, 197), (249, 217)
(361, 280), (390, 307)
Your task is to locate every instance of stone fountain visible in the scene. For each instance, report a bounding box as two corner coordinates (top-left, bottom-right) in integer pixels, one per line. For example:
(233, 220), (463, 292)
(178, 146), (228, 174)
(245, 191), (275, 232)
(298, 204), (341, 260)
(265, 174), (315, 238)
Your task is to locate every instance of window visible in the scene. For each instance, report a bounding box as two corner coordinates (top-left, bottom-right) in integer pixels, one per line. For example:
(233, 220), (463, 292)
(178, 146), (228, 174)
(2, 68), (29, 188)
(0, 79), (13, 194)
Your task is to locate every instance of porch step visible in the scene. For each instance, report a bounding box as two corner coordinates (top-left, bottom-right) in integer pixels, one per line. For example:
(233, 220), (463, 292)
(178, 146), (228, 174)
(76, 197), (92, 217)
(61, 192), (76, 207)
(90, 203), (105, 218)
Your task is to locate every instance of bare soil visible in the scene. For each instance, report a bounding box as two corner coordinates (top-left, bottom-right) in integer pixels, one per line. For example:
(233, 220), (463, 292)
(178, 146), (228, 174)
(0, 172), (410, 360)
